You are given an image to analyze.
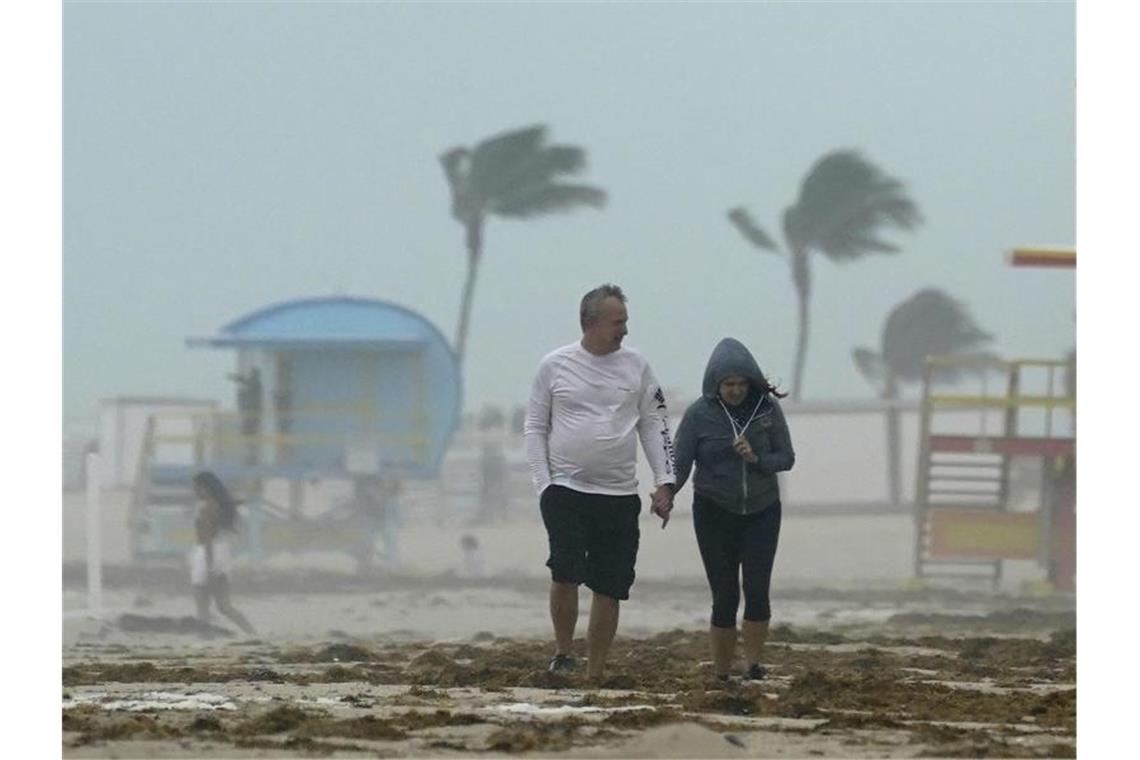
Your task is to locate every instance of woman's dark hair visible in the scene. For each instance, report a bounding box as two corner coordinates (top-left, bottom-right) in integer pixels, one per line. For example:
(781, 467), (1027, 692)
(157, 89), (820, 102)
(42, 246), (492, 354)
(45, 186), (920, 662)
(193, 471), (239, 531)
(740, 370), (789, 401)
(760, 379), (789, 399)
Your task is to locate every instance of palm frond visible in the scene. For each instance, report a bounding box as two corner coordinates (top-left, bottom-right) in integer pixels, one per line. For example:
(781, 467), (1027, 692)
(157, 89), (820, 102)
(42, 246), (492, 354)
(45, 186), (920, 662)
(852, 347), (888, 394)
(439, 147), (470, 184)
(465, 125), (549, 203)
(784, 150), (922, 260)
(491, 183), (607, 218)
(819, 228), (901, 258)
(879, 288), (994, 382)
(439, 147), (472, 221)
(727, 208), (779, 252)
(529, 145), (588, 177)
(480, 145), (589, 202)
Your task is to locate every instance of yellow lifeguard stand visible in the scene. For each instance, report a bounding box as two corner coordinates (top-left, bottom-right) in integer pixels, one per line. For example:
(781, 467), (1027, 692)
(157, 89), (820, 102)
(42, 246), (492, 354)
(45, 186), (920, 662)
(913, 248), (1075, 590)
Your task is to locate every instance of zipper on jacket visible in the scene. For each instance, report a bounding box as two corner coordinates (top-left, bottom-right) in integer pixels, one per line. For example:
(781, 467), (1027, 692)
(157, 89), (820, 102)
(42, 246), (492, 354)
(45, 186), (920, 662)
(718, 396), (763, 516)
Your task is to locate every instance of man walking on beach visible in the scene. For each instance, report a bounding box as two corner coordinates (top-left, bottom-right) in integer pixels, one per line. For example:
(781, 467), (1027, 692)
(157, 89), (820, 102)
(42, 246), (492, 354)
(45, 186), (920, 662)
(524, 284), (676, 681)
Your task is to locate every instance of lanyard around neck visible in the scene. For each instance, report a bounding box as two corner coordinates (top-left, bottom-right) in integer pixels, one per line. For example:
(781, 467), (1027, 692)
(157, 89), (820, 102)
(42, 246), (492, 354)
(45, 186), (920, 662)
(717, 396), (763, 439)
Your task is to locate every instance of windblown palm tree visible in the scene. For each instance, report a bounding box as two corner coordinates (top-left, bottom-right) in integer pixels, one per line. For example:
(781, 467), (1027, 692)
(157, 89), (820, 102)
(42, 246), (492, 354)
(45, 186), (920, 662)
(853, 288), (997, 506)
(439, 124), (606, 364)
(728, 150), (923, 399)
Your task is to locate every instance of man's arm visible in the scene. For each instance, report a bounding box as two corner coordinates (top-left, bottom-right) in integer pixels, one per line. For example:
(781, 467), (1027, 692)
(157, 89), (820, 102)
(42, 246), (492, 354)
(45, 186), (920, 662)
(523, 361), (555, 495)
(635, 364), (676, 488)
(636, 364), (676, 526)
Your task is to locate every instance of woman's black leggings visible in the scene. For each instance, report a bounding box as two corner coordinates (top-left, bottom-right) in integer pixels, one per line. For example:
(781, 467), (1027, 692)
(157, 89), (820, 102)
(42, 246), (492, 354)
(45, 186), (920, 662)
(692, 494), (782, 628)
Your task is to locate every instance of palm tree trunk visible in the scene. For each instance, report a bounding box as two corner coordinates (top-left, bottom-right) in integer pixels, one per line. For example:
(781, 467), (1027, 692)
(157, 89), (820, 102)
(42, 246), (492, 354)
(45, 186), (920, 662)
(454, 219), (483, 365)
(884, 373), (901, 508)
(790, 248), (811, 401)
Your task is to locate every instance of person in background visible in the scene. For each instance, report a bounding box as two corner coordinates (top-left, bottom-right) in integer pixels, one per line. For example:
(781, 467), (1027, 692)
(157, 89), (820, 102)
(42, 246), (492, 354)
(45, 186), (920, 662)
(190, 470), (256, 635)
(228, 367), (262, 465)
(460, 533), (486, 578)
(671, 338), (794, 681)
(478, 441), (509, 523)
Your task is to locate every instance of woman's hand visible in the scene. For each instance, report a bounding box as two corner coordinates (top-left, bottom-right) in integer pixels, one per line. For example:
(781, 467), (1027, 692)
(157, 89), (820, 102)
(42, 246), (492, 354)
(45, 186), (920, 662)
(650, 484), (674, 529)
(733, 436), (759, 464)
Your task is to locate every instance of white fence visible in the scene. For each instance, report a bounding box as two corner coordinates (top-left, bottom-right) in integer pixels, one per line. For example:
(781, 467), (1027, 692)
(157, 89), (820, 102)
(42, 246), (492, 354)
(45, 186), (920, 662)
(406, 399), (939, 521)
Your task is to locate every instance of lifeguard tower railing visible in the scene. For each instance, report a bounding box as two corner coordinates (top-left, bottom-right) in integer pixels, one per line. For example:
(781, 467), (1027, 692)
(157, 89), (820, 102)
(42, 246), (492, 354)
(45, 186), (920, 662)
(128, 405), (432, 562)
(913, 355), (1075, 587)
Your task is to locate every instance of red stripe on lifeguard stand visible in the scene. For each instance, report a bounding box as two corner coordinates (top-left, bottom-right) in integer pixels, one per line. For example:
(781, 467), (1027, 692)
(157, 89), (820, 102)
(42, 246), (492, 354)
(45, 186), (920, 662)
(1009, 247), (1075, 268)
(929, 435), (1075, 458)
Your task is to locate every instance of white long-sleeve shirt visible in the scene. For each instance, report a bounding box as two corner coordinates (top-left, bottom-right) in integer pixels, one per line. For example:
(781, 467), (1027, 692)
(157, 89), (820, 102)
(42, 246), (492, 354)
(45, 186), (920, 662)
(524, 342), (676, 496)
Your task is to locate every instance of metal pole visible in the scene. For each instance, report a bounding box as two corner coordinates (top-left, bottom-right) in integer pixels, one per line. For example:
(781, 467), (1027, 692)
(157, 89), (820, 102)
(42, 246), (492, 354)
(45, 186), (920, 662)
(85, 452), (103, 616)
(1045, 364), (1055, 437)
(913, 361), (935, 580)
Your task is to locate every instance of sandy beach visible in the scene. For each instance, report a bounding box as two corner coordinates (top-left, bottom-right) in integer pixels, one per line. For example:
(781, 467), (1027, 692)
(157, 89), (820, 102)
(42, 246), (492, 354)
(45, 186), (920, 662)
(62, 494), (1074, 759)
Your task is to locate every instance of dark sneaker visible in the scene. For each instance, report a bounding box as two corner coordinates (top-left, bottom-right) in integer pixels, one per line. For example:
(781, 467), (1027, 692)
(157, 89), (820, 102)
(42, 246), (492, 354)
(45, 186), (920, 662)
(548, 654), (577, 674)
(743, 663), (767, 680)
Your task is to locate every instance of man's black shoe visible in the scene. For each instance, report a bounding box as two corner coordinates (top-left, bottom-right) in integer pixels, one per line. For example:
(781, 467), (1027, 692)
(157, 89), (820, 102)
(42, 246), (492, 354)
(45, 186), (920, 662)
(548, 654), (577, 674)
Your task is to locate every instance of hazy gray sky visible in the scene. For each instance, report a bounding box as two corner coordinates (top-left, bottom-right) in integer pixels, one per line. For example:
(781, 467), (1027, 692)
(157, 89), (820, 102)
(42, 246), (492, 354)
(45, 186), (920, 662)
(64, 1), (1074, 429)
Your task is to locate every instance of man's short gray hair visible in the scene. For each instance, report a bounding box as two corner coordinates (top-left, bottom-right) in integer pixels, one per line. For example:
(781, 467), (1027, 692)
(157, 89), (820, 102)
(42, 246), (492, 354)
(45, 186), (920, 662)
(580, 284), (626, 329)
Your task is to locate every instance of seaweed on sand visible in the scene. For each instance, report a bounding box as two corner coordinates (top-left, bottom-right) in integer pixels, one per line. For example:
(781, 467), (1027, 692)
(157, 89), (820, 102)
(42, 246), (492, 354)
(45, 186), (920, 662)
(233, 704), (318, 735)
(62, 662), (239, 686)
(485, 721), (586, 753)
(65, 712), (185, 747)
(299, 714), (408, 741)
(600, 707), (683, 729)
(273, 642), (377, 663)
(773, 667), (1076, 733)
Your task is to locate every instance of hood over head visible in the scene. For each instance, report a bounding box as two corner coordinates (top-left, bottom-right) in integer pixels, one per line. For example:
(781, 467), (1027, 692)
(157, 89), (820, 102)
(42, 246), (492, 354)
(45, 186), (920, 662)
(701, 337), (771, 400)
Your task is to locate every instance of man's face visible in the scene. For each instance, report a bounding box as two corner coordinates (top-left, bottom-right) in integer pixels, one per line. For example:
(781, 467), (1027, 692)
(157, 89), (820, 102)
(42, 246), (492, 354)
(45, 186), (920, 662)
(584, 297), (628, 354)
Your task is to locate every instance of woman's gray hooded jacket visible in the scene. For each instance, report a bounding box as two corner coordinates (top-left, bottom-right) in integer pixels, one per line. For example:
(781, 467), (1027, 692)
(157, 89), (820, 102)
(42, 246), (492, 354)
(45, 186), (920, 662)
(673, 338), (795, 514)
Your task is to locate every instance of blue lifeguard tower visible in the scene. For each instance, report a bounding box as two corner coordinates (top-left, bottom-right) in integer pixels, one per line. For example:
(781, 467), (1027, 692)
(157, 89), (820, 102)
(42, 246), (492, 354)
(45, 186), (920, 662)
(128, 296), (461, 568)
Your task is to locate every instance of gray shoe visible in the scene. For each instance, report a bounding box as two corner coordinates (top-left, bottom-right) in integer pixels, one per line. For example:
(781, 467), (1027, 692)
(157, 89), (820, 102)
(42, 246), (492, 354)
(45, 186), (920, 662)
(548, 654), (577, 674)
(743, 663), (767, 680)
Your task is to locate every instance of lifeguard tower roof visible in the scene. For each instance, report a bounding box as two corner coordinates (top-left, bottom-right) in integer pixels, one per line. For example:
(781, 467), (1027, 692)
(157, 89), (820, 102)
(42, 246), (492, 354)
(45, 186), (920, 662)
(188, 295), (451, 351)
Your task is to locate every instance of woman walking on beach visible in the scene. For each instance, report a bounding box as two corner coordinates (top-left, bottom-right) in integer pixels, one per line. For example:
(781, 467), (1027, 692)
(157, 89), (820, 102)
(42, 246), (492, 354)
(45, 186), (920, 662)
(671, 338), (795, 680)
(190, 471), (256, 635)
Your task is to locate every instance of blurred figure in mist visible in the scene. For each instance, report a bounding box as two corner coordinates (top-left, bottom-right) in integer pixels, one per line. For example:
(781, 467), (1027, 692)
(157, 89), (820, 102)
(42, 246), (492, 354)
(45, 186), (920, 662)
(672, 338), (795, 682)
(475, 405), (509, 523)
(228, 367), (263, 465)
(273, 358), (293, 461)
(190, 471), (256, 634)
(352, 477), (402, 572)
(477, 443), (508, 522)
(460, 533), (486, 578)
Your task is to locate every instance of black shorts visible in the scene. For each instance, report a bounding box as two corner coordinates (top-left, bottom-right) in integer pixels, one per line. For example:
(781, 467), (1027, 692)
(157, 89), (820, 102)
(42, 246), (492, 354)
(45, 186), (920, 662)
(539, 485), (641, 601)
